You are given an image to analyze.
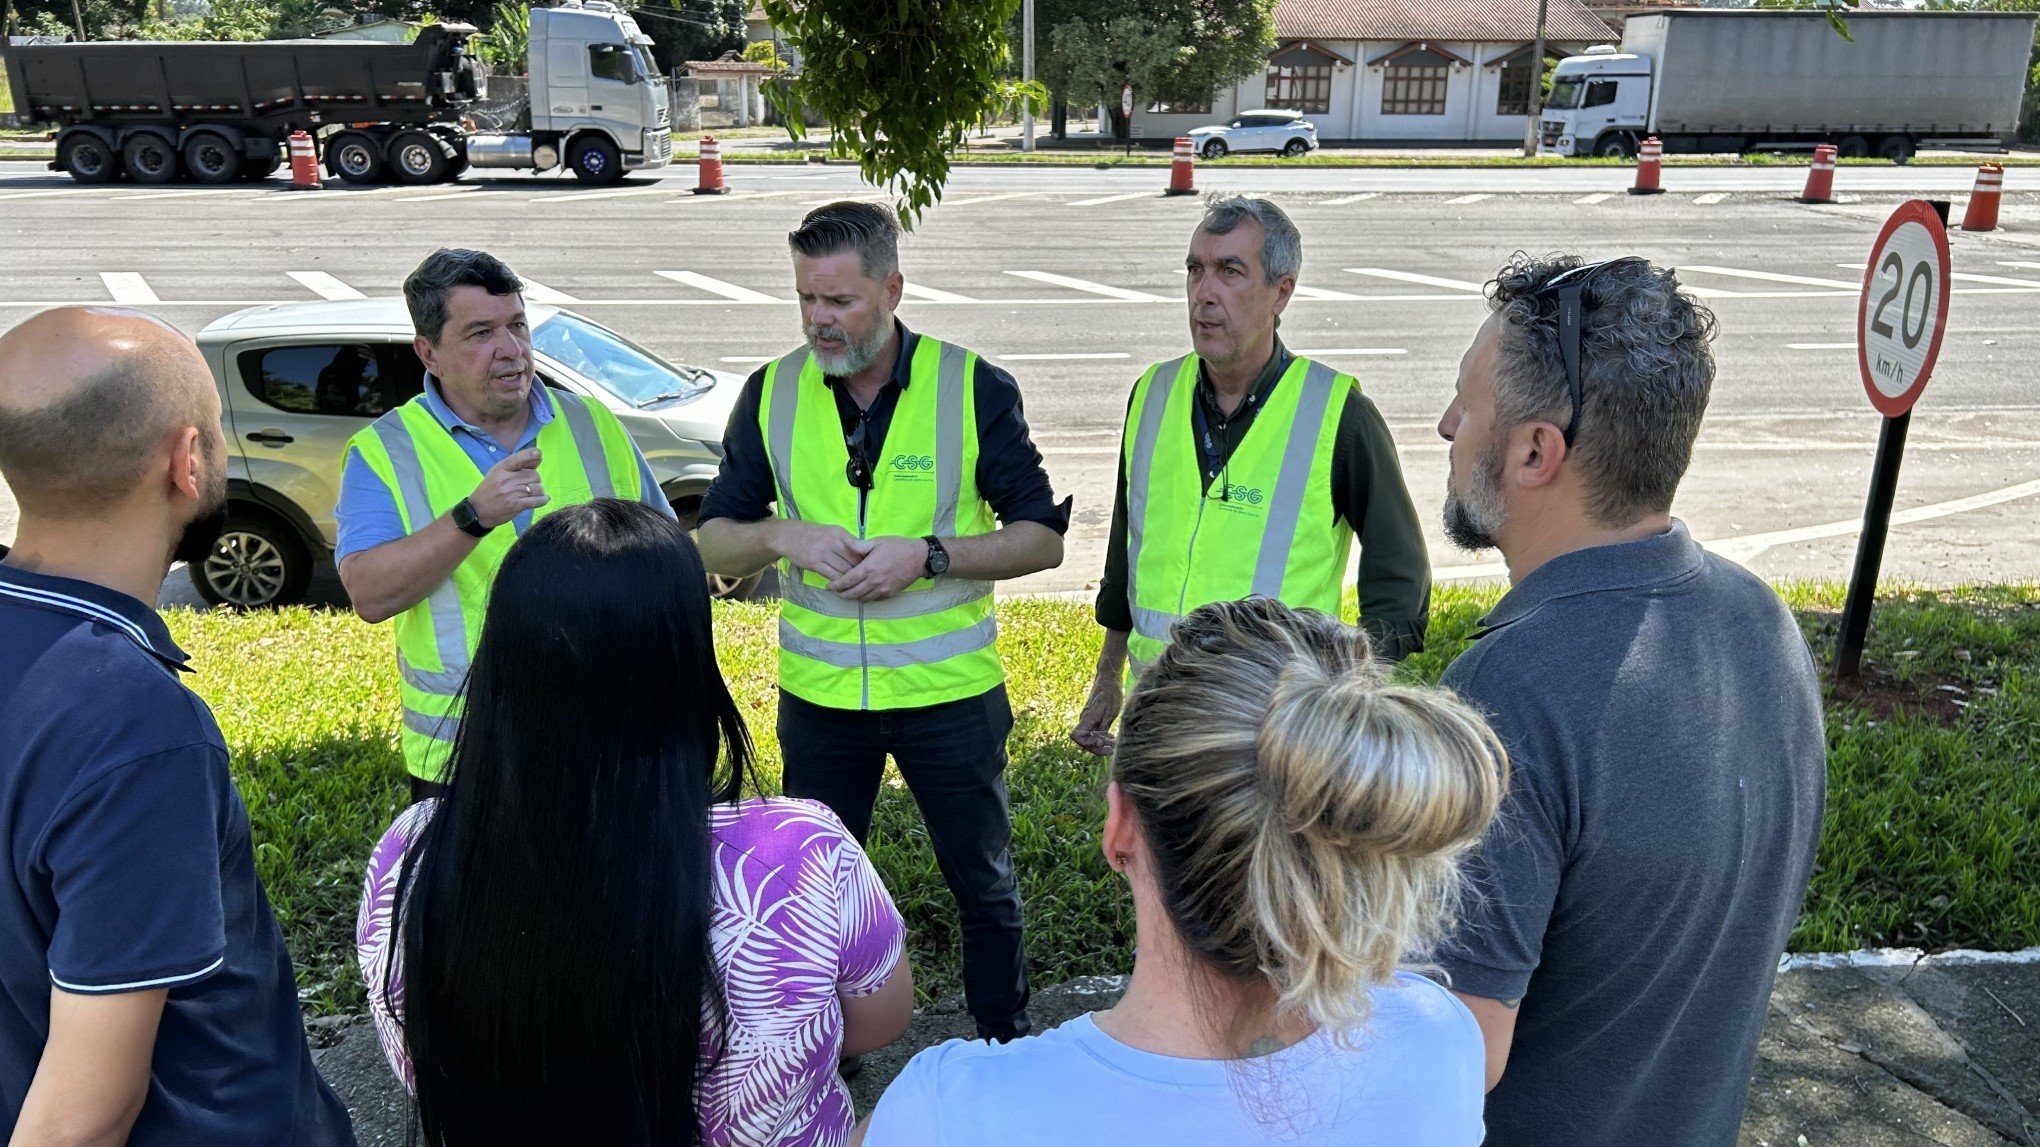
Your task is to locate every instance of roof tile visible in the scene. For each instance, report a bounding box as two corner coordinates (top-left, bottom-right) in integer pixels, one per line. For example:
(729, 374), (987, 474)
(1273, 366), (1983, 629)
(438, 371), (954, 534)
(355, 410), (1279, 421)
(1274, 0), (1616, 43)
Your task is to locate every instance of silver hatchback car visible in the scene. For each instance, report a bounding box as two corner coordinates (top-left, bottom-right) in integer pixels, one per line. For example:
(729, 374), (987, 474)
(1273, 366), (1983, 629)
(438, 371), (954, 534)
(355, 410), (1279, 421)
(192, 299), (749, 608)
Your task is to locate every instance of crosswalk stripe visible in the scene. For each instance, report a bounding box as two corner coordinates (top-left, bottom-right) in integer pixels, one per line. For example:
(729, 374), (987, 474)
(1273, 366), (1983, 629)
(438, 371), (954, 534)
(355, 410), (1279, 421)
(1683, 266), (1859, 290)
(900, 283), (977, 304)
(1343, 268), (1484, 292)
(519, 279), (581, 304)
(287, 271), (367, 300)
(100, 273), (159, 304)
(1004, 270), (1168, 302)
(537, 186), (674, 204)
(1694, 193), (1728, 205)
(654, 270), (780, 303)
(1066, 192), (1152, 206)
(1318, 193), (1381, 205)
(1443, 193), (1492, 205)
(942, 192), (1037, 207)
(1290, 285), (1363, 301)
(1573, 193), (1614, 205)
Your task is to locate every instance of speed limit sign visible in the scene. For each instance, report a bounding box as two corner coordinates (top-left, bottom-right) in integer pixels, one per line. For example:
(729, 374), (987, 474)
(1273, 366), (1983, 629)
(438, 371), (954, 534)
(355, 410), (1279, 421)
(1121, 83), (1133, 119)
(1857, 199), (1951, 417)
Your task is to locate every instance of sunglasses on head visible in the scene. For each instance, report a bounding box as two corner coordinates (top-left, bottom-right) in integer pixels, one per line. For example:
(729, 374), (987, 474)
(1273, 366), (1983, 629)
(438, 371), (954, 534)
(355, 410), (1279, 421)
(1532, 256), (1650, 448)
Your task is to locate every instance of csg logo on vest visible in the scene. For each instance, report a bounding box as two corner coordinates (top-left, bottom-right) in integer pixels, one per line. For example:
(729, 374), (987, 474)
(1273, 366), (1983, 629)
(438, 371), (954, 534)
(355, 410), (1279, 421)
(1210, 482), (1266, 512)
(888, 454), (935, 484)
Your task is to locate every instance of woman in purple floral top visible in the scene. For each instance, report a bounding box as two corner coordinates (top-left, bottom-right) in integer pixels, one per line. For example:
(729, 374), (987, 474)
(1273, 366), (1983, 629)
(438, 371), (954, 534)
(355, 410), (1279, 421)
(354, 500), (911, 1146)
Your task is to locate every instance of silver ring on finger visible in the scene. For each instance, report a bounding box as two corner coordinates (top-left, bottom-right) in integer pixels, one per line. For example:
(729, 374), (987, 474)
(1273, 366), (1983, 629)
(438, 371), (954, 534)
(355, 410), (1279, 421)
(523, 484), (533, 497)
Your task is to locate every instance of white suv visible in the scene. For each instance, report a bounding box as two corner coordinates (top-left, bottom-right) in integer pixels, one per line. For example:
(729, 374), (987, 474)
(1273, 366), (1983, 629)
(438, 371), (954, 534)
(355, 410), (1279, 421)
(1187, 110), (1319, 158)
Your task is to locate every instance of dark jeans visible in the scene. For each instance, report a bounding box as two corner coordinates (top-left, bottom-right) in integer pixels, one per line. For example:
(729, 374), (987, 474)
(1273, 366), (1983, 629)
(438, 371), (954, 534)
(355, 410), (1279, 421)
(778, 684), (1031, 1040)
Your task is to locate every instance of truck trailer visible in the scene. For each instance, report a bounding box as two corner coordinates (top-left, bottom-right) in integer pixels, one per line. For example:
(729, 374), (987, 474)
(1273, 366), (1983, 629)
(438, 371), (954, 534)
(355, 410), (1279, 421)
(1539, 10), (2037, 162)
(0, 0), (672, 185)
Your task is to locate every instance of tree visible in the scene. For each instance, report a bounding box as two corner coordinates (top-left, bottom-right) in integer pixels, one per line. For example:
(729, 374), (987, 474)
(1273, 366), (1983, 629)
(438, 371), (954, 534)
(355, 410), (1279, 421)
(1032, 0), (1276, 137)
(760, 0), (1029, 225)
(633, 0), (744, 74)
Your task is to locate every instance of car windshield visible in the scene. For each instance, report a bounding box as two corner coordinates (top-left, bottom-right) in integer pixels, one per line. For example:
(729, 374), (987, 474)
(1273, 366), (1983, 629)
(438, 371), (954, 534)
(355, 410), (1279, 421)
(532, 313), (712, 408)
(1546, 77), (1586, 110)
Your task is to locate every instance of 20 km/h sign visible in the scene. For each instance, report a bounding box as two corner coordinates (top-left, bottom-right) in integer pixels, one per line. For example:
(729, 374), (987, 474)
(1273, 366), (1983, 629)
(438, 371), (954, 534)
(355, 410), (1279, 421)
(1837, 199), (1952, 678)
(1857, 199), (1951, 417)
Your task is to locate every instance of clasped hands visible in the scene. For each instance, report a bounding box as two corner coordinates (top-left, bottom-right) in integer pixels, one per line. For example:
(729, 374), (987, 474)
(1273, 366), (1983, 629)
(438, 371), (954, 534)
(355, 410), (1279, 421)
(779, 521), (929, 603)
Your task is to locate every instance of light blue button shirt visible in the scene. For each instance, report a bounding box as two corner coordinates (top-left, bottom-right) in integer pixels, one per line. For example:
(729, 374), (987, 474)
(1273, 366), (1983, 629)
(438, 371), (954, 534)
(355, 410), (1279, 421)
(334, 376), (671, 563)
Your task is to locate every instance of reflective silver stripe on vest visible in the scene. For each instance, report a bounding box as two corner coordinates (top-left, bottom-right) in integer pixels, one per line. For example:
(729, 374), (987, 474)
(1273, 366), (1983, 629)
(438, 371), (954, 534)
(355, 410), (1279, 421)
(1251, 360), (1342, 597)
(779, 612), (999, 670)
(554, 393), (615, 499)
(780, 574), (993, 621)
(1123, 356), (1190, 632)
(932, 340), (970, 536)
(372, 416), (470, 679)
(397, 652), (468, 696)
(1130, 604), (1179, 645)
(765, 347), (811, 523)
(402, 706), (460, 744)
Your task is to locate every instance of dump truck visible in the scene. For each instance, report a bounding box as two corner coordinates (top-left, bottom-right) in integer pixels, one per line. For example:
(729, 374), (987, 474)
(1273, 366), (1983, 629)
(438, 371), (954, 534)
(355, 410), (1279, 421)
(1539, 9), (2037, 162)
(0, 0), (672, 185)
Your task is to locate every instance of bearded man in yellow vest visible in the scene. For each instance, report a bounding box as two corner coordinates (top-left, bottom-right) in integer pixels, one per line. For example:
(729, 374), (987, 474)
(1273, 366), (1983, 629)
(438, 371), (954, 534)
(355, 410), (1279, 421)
(336, 248), (670, 799)
(1071, 195), (1432, 756)
(697, 202), (1068, 1043)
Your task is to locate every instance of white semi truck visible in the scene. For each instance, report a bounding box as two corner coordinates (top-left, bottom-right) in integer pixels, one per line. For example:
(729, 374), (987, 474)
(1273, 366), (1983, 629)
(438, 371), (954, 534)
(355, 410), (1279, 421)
(1539, 9), (2036, 163)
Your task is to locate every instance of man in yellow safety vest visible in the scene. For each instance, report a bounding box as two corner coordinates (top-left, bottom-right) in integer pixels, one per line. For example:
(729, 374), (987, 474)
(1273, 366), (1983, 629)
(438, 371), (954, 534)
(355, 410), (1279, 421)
(1071, 195), (1431, 756)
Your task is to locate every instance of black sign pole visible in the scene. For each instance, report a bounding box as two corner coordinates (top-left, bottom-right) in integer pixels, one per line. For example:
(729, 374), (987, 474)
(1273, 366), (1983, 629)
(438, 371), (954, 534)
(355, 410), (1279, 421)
(1834, 199), (1948, 680)
(1835, 409), (1912, 679)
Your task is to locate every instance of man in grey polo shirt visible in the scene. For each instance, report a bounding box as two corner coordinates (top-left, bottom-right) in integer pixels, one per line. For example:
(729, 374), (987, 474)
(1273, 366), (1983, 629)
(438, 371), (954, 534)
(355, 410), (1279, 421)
(1433, 254), (1826, 1145)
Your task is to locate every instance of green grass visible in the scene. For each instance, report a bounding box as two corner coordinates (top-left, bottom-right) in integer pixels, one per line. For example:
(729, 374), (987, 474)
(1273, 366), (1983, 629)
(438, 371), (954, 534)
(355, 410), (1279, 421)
(165, 581), (2040, 1016)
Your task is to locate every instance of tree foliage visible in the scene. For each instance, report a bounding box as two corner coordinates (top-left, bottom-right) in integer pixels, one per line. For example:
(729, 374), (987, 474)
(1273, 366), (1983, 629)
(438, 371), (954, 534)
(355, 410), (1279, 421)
(634, 0), (743, 74)
(760, 0), (1025, 227)
(470, 0), (526, 70)
(1033, 0), (1275, 132)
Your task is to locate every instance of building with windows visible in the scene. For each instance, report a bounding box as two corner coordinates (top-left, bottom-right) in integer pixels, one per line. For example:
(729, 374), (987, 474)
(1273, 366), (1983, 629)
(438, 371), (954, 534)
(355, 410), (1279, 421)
(1132, 0), (1616, 143)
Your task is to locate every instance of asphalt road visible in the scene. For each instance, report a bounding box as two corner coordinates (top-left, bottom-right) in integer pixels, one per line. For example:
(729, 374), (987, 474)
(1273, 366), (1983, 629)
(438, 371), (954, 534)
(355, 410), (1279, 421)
(1, 162), (2036, 606)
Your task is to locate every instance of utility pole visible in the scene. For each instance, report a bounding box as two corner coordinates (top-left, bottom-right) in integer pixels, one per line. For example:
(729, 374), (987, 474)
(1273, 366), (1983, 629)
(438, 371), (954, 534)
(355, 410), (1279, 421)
(1021, 0), (1035, 153)
(69, 0), (85, 40)
(1523, 0), (1547, 157)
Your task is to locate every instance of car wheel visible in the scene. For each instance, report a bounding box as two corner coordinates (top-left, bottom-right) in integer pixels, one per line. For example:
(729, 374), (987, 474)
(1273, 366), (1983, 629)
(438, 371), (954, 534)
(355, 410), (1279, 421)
(1282, 138), (1310, 157)
(189, 515), (312, 609)
(329, 133), (385, 184)
(59, 134), (119, 184)
(122, 134), (180, 184)
(674, 503), (762, 601)
(1201, 139), (1228, 159)
(568, 135), (624, 184)
(183, 131), (240, 185)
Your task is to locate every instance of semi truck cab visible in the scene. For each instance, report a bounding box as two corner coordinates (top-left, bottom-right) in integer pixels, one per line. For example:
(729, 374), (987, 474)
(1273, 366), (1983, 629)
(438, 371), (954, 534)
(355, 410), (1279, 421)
(520, 3), (672, 179)
(1538, 48), (1651, 158)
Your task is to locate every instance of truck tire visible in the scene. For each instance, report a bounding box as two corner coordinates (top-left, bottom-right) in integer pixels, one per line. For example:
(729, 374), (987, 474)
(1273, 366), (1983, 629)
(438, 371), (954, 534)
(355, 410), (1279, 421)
(58, 134), (119, 184)
(1835, 135), (1871, 159)
(388, 131), (451, 185)
(1878, 136), (1915, 165)
(183, 131), (240, 185)
(188, 512), (312, 609)
(1593, 133), (1637, 159)
(329, 132), (385, 184)
(568, 135), (623, 184)
(242, 149), (282, 181)
(122, 133), (180, 184)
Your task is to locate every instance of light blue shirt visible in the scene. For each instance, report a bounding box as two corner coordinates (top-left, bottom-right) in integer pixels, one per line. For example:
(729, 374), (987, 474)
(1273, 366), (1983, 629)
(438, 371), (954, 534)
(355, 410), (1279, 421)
(865, 971), (1486, 1147)
(335, 377), (671, 563)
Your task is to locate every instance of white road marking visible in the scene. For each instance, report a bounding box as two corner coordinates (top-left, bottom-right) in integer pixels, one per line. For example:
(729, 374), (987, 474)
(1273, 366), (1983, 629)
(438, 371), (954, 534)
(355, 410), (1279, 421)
(899, 283), (978, 304)
(1683, 266), (1860, 289)
(287, 271), (367, 300)
(721, 356), (775, 364)
(393, 187), (489, 202)
(518, 279), (580, 304)
(1443, 193), (1492, 205)
(1343, 267), (1484, 291)
(1004, 271), (1168, 302)
(941, 192), (1037, 207)
(995, 352), (1131, 361)
(1839, 262), (2040, 288)
(535, 186), (675, 204)
(1289, 285), (1363, 300)
(802, 192), (891, 207)
(654, 271), (780, 303)
(716, 190), (794, 200)
(99, 272), (158, 304)
(1785, 343), (1856, 350)
(114, 189), (261, 201)
(1066, 192), (1153, 206)
(1573, 193), (1614, 205)
(0, 189), (89, 202)
(1998, 261), (2040, 271)
(1287, 348), (1406, 356)
(1318, 193), (1381, 205)
(1694, 193), (1728, 205)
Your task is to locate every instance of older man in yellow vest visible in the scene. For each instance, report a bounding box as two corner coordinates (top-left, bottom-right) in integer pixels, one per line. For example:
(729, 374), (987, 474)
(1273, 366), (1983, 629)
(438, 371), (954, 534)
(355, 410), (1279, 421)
(337, 248), (668, 797)
(1072, 195), (1432, 755)
(697, 202), (1067, 1043)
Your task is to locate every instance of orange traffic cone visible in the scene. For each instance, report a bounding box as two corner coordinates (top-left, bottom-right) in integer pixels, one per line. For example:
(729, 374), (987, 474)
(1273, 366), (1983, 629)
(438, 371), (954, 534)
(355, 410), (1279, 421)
(693, 135), (728, 195)
(1962, 163), (2003, 232)
(1800, 144), (1836, 204)
(1629, 136), (1664, 196)
(288, 131), (322, 190)
(1165, 136), (1196, 196)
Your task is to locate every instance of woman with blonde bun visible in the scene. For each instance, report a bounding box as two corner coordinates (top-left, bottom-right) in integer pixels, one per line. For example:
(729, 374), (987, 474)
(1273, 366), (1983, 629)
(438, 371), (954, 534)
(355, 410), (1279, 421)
(854, 597), (1508, 1146)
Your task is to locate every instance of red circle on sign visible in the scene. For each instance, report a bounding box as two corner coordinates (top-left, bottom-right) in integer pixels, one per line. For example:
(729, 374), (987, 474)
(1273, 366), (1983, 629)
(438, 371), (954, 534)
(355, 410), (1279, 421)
(1856, 199), (1950, 418)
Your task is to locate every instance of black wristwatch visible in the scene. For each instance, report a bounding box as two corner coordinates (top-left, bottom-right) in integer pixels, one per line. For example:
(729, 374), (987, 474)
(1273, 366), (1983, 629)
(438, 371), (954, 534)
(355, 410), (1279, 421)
(451, 498), (494, 539)
(922, 535), (950, 578)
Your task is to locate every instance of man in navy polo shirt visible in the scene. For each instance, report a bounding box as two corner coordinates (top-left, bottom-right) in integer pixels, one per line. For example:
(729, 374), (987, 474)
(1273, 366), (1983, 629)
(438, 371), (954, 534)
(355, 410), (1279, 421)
(0, 307), (353, 1144)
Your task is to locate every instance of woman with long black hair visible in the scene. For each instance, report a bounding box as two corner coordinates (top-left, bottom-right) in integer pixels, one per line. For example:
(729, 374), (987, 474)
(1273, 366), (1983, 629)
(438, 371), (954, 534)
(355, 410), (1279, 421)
(356, 498), (914, 1146)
